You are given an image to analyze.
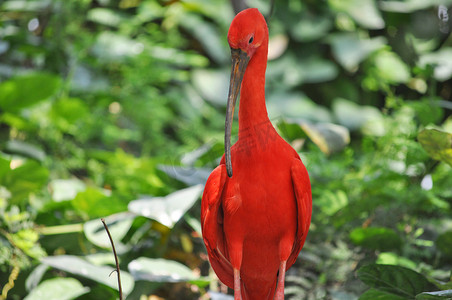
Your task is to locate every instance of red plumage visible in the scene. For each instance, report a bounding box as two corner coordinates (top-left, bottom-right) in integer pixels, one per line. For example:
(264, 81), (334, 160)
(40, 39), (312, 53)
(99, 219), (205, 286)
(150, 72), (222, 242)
(201, 8), (312, 300)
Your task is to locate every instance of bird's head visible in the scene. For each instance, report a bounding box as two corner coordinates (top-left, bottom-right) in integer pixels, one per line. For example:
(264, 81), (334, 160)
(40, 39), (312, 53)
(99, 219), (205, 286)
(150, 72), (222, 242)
(224, 8), (268, 178)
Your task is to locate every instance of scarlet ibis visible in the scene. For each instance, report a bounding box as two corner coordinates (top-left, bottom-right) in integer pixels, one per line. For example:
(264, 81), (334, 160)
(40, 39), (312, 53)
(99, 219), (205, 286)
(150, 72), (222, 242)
(201, 8), (312, 300)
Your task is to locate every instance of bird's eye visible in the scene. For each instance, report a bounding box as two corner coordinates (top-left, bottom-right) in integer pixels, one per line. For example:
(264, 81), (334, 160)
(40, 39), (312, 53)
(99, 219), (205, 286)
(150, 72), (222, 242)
(249, 36), (254, 44)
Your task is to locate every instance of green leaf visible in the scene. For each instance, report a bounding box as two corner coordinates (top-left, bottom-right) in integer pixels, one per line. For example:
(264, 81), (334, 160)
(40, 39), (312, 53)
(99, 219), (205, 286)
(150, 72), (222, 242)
(42, 255), (135, 296)
(72, 188), (126, 219)
(49, 97), (89, 133)
(332, 98), (384, 135)
(374, 50), (411, 84)
(380, 0), (452, 13)
(24, 277), (89, 300)
(3, 160), (49, 204)
(181, 14), (228, 64)
(329, 33), (386, 71)
(50, 179), (86, 202)
(290, 15), (332, 42)
(328, 0), (385, 29)
(0, 73), (60, 113)
(350, 227), (402, 251)
(419, 47), (452, 81)
(358, 264), (437, 298)
(416, 290), (452, 299)
(87, 8), (127, 27)
(26, 264), (49, 292)
(376, 252), (417, 270)
(128, 257), (208, 284)
(267, 92), (332, 123)
(84, 212), (135, 251)
(436, 231), (452, 257)
(359, 288), (406, 300)
(192, 69), (229, 106)
(418, 128), (452, 166)
(128, 185), (203, 228)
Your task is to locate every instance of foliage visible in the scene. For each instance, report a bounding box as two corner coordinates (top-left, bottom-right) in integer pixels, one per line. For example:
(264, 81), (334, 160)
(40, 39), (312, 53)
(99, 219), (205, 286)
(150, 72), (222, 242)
(0, 0), (451, 299)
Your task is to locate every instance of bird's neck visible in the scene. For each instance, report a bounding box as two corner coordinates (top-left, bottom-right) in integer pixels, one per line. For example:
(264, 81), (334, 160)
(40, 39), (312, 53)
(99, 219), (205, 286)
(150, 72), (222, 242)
(238, 42), (270, 134)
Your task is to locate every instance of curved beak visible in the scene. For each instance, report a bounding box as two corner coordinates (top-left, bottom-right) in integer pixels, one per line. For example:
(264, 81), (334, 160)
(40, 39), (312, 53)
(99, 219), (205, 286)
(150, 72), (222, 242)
(225, 48), (250, 178)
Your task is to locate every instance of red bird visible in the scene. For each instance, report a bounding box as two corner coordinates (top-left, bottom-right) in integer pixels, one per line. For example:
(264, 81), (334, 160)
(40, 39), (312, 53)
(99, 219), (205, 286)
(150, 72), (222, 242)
(201, 8), (312, 300)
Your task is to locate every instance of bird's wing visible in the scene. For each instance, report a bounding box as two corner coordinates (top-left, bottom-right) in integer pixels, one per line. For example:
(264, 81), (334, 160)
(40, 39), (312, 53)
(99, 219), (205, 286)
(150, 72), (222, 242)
(201, 164), (234, 287)
(287, 158), (312, 268)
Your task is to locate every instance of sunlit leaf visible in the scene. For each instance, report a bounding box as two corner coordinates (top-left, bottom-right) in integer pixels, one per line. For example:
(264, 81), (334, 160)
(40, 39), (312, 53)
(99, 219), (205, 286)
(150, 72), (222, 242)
(50, 179), (86, 202)
(91, 32), (143, 61)
(192, 68), (229, 106)
(329, 33), (386, 71)
(87, 8), (127, 27)
(72, 187), (126, 219)
(358, 264), (437, 298)
(128, 257), (208, 284)
(158, 165), (212, 186)
(416, 290), (452, 299)
(1, 0), (52, 12)
(332, 98), (384, 135)
(84, 212), (135, 252)
(24, 277), (89, 300)
(300, 122), (350, 154)
(26, 264), (49, 292)
(418, 128), (452, 166)
(374, 50), (411, 84)
(50, 97), (89, 133)
(350, 227), (402, 251)
(267, 92), (332, 123)
(290, 15), (332, 42)
(181, 14), (228, 64)
(380, 0), (452, 13)
(376, 252), (417, 270)
(42, 255), (134, 295)
(329, 0), (385, 29)
(128, 185), (203, 228)
(3, 160), (49, 204)
(420, 48), (452, 81)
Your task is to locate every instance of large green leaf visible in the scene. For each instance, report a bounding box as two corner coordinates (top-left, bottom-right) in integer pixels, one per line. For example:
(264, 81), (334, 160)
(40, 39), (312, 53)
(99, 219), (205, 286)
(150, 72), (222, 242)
(2, 160), (49, 204)
(418, 128), (452, 166)
(128, 185), (203, 228)
(332, 98), (384, 135)
(350, 227), (402, 251)
(128, 257), (208, 285)
(72, 187), (126, 219)
(358, 264), (437, 298)
(192, 68), (229, 106)
(42, 255), (134, 296)
(0, 73), (60, 112)
(24, 277), (89, 300)
(329, 33), (386, 71)
(84, 212), (135, 252)
(359, 288), (406, 300)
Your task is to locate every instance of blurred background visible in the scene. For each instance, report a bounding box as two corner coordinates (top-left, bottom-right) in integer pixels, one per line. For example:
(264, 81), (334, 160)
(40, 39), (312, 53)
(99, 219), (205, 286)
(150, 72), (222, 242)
(1, 0), (452, 299)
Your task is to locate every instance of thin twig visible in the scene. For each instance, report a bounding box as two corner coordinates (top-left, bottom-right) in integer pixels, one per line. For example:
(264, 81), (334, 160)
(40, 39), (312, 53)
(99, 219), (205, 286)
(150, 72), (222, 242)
(101, 218), (123, 300)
